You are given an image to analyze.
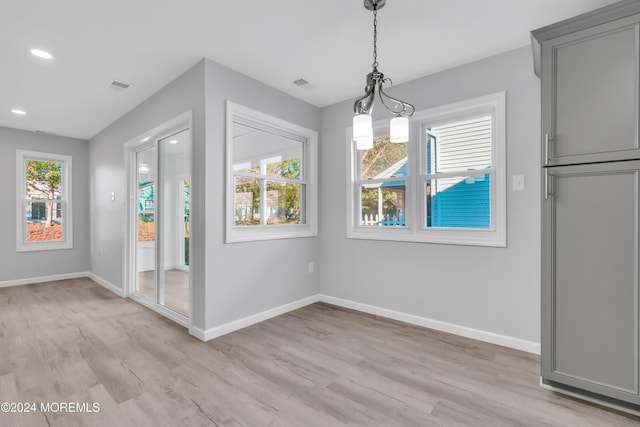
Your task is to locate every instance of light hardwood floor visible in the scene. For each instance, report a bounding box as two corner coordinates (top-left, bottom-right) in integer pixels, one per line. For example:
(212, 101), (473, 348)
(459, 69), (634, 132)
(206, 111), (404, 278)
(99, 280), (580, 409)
(0, 278), (638, 426)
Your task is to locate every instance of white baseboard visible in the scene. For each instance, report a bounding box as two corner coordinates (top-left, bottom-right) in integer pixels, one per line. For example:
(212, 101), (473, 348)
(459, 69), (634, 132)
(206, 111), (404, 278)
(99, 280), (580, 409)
(318, 294), (541, 355)
(188, 325), (207, 341)
(86, 273), (126, 298)
(0, 271), (127, 299)
(0, 271), (89, 289)
(191, 292), (539, 354)
(193, 294), (321, 342)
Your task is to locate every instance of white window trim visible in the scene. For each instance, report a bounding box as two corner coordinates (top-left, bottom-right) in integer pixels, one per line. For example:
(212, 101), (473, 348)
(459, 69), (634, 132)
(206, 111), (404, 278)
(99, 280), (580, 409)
(347, 91), (506, 247)
(16, 150), (73, 252)
(226, 101), (318, 243)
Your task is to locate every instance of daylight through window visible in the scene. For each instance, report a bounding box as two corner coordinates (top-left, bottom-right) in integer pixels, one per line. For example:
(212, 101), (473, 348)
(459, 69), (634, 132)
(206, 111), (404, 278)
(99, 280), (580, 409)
(226, 102), (318, 243)
(16, 150), (73, 251)
(348, 92), (506, 247)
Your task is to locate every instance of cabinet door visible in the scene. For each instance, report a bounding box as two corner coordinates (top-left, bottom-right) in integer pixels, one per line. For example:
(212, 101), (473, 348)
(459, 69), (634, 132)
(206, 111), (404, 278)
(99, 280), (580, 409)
(542, 14), (640, 166)
(542, 161), (640, 404)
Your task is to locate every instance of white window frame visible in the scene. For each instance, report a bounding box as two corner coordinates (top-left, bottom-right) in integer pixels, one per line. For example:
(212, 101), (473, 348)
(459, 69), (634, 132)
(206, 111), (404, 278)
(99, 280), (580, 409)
(226, 101), (318, 243)
(16, 150), (73, 252)
(347, 91), (506, 247)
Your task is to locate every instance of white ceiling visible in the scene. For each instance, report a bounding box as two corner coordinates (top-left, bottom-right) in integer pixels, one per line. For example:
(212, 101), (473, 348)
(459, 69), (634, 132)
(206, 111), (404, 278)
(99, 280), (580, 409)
(0, 0), (621, 140)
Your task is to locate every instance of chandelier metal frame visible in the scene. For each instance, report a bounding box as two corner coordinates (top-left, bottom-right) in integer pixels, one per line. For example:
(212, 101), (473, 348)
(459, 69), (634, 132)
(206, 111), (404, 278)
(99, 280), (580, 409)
(353, 0), (415, 119)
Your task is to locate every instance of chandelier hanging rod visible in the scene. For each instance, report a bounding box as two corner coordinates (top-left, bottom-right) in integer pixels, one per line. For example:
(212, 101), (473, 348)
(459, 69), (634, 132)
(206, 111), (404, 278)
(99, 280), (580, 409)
(352, 0), (414, 149)
(353, 0), (415, 118)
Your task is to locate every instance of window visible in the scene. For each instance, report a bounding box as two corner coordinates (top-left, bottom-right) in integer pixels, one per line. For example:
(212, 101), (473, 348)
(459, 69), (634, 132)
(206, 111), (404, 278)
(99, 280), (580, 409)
(226, 102), (318, 242)
(348, 92), (506, 246)
(16, 150), (73, 251)
(357, 137), (408, 227)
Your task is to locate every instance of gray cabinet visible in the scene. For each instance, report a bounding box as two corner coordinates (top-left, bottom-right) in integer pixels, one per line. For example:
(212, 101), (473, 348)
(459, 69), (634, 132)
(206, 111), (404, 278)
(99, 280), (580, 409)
(533, 0), (640, 410)
(542, 162), (640, 404)
(541, 14), (640, 166)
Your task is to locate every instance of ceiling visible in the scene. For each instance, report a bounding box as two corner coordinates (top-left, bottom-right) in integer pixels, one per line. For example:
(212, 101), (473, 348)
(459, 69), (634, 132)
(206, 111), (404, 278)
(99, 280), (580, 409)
(0, 0), (621, 140)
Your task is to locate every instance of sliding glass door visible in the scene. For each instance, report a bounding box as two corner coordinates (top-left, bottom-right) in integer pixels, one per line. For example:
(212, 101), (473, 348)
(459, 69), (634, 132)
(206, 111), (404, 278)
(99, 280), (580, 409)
(136, 146), (157, 300)
(158, 129), (190, 316)
(133, 128), (191, 321)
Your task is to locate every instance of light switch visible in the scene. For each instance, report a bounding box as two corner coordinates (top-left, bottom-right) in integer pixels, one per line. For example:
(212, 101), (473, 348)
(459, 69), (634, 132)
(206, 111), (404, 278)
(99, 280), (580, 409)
(512, 175), (525, 191)
(111, 191), (116, 201)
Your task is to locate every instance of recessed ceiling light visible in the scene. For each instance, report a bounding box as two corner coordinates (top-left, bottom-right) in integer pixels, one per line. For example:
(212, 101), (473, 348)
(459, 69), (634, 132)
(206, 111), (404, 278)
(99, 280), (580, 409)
(169, 139), (178, 144)
(30, 49), (54, 60)
(11, 109), (27, 115)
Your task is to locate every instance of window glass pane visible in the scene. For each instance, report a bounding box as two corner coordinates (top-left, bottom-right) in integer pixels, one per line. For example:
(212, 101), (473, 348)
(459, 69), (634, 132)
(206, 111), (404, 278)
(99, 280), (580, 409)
(24, 159), (64, 243)
(265, 157), (301, 180)
(17, 151), (74, 251)
(426, 174), (490, 229)
(25, 159), (62, 199)
(234, 177), (261, 226)
(25, 201), (63, 242)
(425, 116), (492, 174)
(361, 136), (408, 180)
(138, 182), (155, 241)
(266, 181), (303, 225)
(360, 181), (406, 226)
(232, 122), (303, 179)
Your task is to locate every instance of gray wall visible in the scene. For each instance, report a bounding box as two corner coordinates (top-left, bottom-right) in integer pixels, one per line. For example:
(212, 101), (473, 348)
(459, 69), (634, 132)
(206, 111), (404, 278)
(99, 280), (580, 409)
(0, 127), (89, 281)
(202, 59), (321, 330)
(318, 46), (542, 343)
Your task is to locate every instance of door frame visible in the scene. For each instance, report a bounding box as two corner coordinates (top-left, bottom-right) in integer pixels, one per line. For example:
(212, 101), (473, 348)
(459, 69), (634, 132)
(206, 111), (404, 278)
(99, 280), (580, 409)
(123, 111), (193, 328)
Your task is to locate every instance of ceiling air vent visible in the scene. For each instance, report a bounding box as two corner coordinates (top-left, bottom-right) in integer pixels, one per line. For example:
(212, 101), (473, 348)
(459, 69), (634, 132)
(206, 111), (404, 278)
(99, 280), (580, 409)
(109, 80), (130, 92)
(293, 78), (309, 87)
(292, 78), (315, 90)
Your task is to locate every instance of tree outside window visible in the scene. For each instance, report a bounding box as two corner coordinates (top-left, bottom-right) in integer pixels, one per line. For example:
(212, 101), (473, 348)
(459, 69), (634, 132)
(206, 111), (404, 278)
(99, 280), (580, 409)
(25, 160), (63, 241)
(17, 150), (72, 251)
(226, 102), (317, 243)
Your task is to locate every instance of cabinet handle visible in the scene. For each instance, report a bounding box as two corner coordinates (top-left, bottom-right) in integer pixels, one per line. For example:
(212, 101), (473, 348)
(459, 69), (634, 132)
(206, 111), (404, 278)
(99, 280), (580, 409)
(544, 169), (551, 200)
(544, 133), (551, 166)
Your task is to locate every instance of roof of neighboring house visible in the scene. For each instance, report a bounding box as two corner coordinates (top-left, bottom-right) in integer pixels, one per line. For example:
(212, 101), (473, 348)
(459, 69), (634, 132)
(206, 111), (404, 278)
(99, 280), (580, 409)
(363, 157), (408, 189)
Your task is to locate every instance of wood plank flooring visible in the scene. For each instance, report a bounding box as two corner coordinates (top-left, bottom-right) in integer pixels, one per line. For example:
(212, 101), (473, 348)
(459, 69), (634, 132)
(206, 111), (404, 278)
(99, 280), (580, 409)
(1, 277), (639, 426)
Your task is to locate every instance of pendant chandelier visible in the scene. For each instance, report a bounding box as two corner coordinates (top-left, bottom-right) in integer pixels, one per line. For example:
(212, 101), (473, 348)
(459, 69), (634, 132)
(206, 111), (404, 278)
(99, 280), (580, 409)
(353, 0), (415, 150)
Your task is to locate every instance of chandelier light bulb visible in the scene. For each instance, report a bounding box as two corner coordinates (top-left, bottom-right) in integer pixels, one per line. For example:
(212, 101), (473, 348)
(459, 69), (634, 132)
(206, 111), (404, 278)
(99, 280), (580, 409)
(353, 114), (374, 150)
(390, 116), (409, 143)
